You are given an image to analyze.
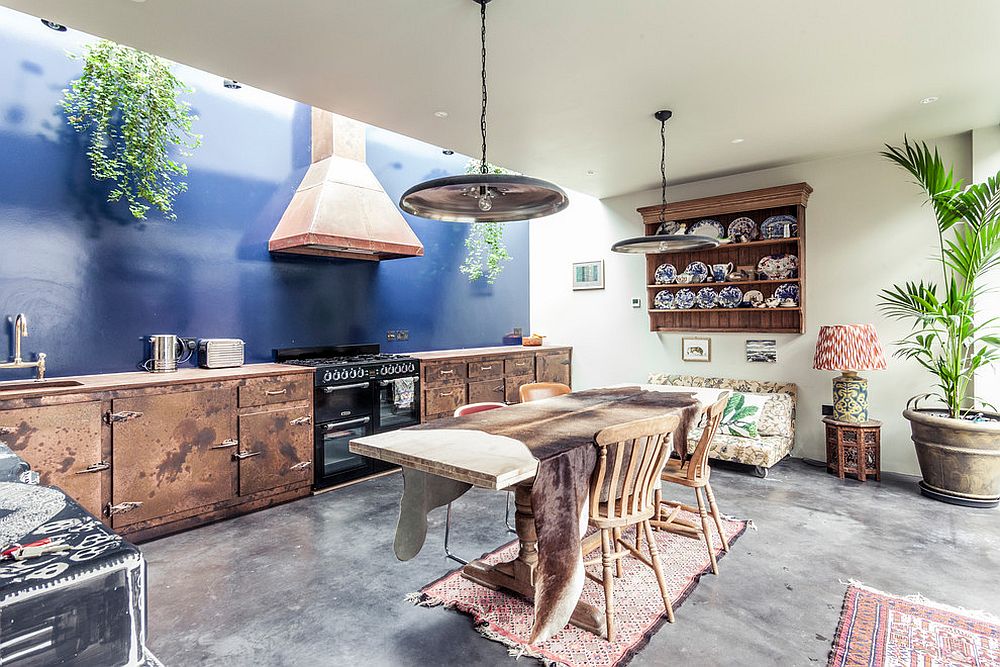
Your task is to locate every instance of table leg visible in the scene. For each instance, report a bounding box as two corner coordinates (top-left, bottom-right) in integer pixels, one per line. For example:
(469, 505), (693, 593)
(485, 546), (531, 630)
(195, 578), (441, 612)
(461, 481), (606, 638)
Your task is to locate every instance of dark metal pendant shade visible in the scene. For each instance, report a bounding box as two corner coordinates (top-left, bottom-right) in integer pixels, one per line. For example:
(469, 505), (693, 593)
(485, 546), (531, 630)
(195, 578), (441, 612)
(400, 0), (568, 223)
(400, 174), (568, 223)
(611, 235), (719, 254)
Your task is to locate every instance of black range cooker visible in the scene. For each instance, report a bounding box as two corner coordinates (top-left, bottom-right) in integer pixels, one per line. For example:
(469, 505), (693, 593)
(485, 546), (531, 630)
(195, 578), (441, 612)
(275, 344), (420, 489)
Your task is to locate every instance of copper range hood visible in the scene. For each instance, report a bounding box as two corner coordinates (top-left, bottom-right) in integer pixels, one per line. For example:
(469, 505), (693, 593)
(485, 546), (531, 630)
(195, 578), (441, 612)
(269, 108), (424, 261)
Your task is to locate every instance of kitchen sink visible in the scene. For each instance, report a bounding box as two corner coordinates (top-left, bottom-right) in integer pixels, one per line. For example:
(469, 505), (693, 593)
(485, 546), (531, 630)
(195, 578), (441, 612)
(0, 380), (84, 393)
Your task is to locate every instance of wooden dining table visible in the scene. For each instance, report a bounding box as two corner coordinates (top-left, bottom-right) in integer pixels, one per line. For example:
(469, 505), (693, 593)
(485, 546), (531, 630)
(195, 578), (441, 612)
(349, 385), (702, 643)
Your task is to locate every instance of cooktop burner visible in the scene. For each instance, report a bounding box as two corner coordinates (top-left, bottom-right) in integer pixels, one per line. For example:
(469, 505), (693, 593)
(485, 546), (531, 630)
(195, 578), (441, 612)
(282, 353), (411, 368)
(274, 344), (419, 386)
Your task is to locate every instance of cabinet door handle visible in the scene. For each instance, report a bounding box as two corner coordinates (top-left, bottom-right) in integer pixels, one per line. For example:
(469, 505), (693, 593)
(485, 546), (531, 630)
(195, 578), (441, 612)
(105, 410), (143, 424)
(290, 416), (312, 426)
(210, 439), (239, 450)
(439, 369), (455, 375)
(438, 391), (455, 397)
(560, 360), (571, 365)
(289, 461), (312, 471)
(480, 365), (493, 371)
(233, 450), (262, 460)
(265, 388), (288, 396)
(322, 382), (370, 392)
(107, 501), (143, 516)
(493, 385), (504, 392)
(76, 461), (110, 474)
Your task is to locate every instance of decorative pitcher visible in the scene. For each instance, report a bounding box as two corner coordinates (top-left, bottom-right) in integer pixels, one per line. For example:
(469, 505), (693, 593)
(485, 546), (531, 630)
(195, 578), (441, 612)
(711, 262), (734, 282)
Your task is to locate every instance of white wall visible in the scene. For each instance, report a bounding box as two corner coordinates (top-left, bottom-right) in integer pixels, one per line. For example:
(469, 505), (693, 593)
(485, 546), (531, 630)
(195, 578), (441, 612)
(972, 126), (1000, 408)
(530, 134), (972, 475)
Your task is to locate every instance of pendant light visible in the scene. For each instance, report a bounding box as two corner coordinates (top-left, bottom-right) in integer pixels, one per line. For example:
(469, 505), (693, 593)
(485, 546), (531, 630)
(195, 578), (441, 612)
(611, 111), (719, 253)
(399, 0), (569, 223)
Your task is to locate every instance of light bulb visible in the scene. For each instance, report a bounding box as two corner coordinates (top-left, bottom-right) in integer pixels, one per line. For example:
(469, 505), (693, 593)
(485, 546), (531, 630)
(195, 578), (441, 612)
(478, 195), (493, 212)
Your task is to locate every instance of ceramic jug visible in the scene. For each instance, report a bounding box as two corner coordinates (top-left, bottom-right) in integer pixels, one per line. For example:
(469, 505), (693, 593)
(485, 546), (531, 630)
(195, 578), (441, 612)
(711, 262), (734, 282)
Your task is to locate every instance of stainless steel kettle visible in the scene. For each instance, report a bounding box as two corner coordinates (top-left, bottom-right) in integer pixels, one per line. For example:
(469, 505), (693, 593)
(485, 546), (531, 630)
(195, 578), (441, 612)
(143, 334), (194, 373)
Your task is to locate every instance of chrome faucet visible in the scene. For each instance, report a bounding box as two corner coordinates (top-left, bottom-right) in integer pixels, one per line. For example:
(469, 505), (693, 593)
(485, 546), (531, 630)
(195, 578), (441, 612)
(1, 314), (46, 380)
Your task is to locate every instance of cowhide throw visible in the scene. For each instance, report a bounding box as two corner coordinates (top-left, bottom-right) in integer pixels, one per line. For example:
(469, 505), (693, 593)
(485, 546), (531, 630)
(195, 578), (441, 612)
(408, 386), (700, 643)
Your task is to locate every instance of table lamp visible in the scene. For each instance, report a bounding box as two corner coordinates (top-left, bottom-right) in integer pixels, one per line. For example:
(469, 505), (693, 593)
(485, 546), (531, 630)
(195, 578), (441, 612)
(813, 324), (887, 422)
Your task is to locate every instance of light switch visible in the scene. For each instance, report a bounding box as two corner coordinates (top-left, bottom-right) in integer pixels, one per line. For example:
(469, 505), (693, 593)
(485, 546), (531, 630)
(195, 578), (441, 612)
(631, 297), (642, 309)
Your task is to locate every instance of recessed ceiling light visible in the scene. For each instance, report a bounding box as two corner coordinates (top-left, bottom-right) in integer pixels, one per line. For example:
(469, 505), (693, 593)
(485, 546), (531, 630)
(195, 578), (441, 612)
(586, 169), (596, 176)
(223, 79), (242, 89)
(41, 19), (67, 31)
(731, 138), (745, 144)
(920, 96), (939, 105)
(433, 110), (449, 118)
(442, 149), (454, 155)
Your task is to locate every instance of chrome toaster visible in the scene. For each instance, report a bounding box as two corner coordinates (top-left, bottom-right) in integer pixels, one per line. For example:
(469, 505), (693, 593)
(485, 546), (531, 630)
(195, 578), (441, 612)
(198, 338), (245, 369)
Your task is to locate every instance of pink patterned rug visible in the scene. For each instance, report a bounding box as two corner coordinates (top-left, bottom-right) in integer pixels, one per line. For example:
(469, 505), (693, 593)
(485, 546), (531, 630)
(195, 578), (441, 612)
(830, 582), (1000, 666)
(409, 515), (748, 667)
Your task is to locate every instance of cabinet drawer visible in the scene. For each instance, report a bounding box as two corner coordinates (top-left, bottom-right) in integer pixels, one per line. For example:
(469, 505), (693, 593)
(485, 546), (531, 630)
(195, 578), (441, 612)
(424, 386), (466, 416)
(468, 378), (506, 405)
(239, 375), (311, 408)
(504, 375), (534, 404)
(423, 361), (467, 386)
(468, 358), (503, 380)
(504, 355), (535, 376)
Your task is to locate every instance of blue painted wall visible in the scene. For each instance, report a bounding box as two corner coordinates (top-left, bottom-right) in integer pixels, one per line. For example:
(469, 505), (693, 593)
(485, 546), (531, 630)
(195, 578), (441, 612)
(0, 9), (529, 378)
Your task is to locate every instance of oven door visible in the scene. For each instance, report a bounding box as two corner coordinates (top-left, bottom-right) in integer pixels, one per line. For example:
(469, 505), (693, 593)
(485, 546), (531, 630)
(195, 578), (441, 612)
(376, 376), (421, 432)
(315, 381), (373, 423)
(315, 415), (372, 488)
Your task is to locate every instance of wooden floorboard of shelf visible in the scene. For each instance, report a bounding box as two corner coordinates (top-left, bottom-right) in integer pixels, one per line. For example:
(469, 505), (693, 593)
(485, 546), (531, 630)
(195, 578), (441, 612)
(653, 326), (802, 333)
(646, 237), (799, 255)
(648, 307), (801, 313)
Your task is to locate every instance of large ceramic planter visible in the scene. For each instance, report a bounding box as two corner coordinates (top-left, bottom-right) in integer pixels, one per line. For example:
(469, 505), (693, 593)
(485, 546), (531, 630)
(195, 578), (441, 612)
(905, 407), (1000, 508)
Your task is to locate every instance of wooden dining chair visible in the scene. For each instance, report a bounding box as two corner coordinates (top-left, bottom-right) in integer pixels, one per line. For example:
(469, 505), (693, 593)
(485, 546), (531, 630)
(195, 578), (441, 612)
(583, 413), (681, 641)
(652, 392), (731, 575)
(518, 381), (571, 403)
(443, 402), (508, 564)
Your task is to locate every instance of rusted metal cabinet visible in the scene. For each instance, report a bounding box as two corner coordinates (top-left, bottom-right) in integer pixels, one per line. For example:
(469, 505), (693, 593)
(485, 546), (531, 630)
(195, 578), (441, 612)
(236, 406), (313, 496)
(108, 387), (238, 529)
(536, 350), (572, 386)
(0, 402), (106, 517)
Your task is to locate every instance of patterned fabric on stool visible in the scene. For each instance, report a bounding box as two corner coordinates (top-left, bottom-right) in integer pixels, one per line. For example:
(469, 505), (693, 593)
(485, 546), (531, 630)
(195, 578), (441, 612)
(652, 392), (731, 575)
(581, 413), (681, 641)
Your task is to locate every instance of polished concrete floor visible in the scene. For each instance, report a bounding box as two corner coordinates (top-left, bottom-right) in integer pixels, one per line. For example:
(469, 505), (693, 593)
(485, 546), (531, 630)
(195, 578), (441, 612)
(142, 459), (1000, 666)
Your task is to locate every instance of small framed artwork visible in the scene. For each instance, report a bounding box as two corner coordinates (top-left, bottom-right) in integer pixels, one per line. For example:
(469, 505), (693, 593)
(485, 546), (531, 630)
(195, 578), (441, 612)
(746, 339), (777, 363)
(572, 260), (605, 290)
(681, 337), (712, 362)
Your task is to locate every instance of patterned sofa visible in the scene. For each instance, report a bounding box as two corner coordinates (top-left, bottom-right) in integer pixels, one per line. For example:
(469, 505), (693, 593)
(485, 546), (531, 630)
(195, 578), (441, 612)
(647, 374), (797, 477)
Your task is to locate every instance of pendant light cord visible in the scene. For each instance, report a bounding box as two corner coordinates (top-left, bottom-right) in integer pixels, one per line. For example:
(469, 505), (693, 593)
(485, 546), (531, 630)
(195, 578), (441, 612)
(659, 117), (667, 225)
(480, 0), (489, 174)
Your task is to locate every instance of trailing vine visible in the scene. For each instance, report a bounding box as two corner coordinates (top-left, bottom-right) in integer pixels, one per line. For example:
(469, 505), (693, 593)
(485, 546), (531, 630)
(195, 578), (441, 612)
(460, 160), (513, 283)
(61, 40), (201, 220)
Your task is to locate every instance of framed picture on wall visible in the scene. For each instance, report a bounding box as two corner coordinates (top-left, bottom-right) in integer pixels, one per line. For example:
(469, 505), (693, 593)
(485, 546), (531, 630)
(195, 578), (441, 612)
(746, 339), (777, 363)
(572, 260), (605, 290)
(681, 337), (712, 362)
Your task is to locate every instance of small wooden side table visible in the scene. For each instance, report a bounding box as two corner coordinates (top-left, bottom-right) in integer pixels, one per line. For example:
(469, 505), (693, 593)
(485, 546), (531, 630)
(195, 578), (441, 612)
(823, 417), (881, 481)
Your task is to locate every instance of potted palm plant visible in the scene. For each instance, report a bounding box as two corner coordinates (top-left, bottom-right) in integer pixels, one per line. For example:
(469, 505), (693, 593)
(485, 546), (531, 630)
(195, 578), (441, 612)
(880, 138), (1000, 507)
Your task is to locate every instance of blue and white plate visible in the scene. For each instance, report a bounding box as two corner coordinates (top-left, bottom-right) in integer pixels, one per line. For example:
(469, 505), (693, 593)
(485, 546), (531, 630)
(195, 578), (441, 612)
(744, 289), (764, 307)
(686, 219), (726, 239)
(674, 288), (696, 309)
(774, 283), (800, 303)
(718, 285), (743, 308)
(757, 253), (798, 280)
(696, 287), (718, 309)
(727, 216), (757, 241)
(760, 214), (798, 239)
(685, 261), (709, 282)
(654, 263), (676, 285)
(655, 220), (680, 235)
(653, 290), (674, 310)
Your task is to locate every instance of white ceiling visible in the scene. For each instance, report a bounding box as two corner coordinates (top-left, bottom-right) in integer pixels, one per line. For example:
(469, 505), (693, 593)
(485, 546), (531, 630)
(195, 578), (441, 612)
(4, 0), (999, 199)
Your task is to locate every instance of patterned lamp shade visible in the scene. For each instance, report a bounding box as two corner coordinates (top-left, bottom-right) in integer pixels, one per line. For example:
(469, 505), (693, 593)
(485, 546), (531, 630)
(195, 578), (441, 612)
(813, 324), (887, 372)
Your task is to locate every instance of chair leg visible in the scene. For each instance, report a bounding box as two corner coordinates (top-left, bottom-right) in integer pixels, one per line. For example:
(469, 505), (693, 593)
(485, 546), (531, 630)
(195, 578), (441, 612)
(642, 520), (675, 623)
(704, 483), (728, 553)
(600, 528), (616, 642)
(694, 488), (718, 575)
(612, 527), (623, 578)
(444, 502), (468, 565)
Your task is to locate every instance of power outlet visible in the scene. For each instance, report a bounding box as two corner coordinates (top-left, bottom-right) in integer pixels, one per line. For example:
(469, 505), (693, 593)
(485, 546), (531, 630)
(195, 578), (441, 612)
(630, 297), (642, 309)
(386, 331), (397, 342)
(821, 404), (833, 416)
(396, 329), (409, 341)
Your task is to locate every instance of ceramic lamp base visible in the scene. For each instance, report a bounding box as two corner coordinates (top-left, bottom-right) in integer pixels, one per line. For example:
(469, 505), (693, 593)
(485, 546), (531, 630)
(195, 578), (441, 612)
(832, 372), (868, 422)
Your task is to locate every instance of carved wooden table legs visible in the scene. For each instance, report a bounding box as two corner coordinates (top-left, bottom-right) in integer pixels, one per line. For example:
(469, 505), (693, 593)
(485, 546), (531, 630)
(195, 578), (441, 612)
(460, 480), (607, 638)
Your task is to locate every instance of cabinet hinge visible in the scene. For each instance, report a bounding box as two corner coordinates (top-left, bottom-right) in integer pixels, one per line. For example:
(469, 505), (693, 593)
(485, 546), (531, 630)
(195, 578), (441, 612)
(106, 501), (143, 516)
(104, 410), (143, 424)
(75, 461), (110, 474)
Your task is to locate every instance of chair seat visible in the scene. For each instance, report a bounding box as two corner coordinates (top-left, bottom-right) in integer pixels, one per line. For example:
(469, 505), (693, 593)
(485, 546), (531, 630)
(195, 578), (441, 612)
(589, 503), (656, 529)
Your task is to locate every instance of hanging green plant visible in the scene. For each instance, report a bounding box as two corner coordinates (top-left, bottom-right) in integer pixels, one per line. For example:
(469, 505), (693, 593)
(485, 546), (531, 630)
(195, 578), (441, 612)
(460, 160), (513, 283)
(61, 39), (201, 220)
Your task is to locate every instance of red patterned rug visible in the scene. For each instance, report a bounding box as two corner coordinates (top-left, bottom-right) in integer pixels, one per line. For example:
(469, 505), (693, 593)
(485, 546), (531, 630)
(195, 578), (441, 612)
(409, 515), (748, 667)
(830, 582), (1000, 666)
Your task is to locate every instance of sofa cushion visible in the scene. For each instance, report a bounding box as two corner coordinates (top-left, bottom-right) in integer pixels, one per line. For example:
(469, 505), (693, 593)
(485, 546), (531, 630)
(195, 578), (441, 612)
(686, 429), (793, 468)
(720, 392), (769, 438)
(758, 393), (794, 438)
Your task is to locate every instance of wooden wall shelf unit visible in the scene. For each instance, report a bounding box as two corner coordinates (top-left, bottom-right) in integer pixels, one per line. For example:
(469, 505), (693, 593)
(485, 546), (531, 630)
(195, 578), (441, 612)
(638, 182), (812, 334)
